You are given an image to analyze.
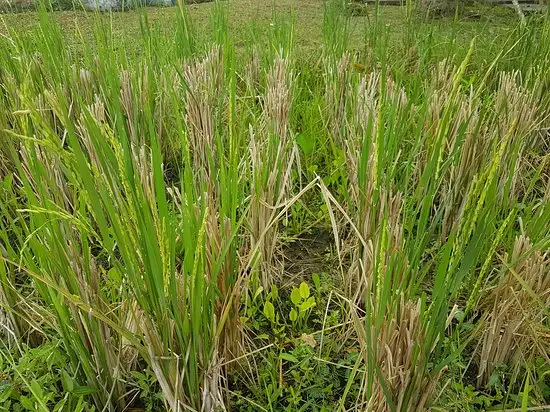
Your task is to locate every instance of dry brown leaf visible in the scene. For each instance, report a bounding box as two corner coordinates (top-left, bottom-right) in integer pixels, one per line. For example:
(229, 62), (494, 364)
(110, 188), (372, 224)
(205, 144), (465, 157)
(300, 333), (317, 347)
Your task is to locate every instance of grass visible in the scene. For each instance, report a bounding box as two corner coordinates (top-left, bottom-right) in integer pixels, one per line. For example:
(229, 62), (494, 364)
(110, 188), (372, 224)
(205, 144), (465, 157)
(0, 0), (521, 57)
(0, 0), (549, 411)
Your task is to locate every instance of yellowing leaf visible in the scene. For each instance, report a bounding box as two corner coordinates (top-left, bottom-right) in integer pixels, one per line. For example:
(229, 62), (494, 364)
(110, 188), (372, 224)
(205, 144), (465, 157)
(290, 288), (302, 305)
(289, 308), (298, 322)
(270, 284), (279, 300)
(299, 282), (310, 299)
(253, 286), (264, 300)
(299, 296), (316, 312)
(263, 301), (275, 322)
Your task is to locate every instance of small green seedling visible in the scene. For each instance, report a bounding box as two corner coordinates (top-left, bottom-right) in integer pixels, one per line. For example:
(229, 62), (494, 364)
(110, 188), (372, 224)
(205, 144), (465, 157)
(289, 281), (316, 328)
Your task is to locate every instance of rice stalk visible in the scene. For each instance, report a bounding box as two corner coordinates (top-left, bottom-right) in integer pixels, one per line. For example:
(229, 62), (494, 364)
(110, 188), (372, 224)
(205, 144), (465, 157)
(493, 71), (543, 206)
(324, 53), (351, 147)
(355, 296), (447, 412)
(182, 46), (224, 180)
(343, 69), (409, 302)
(244, 48), (262, 97)
(4, 132), (128, 410)
(478, 235), (550, 387)
(249, 53), (296, 288)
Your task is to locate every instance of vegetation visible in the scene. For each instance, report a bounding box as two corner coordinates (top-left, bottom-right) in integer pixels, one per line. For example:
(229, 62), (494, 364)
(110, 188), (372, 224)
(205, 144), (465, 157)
(0, 0), (549, 410)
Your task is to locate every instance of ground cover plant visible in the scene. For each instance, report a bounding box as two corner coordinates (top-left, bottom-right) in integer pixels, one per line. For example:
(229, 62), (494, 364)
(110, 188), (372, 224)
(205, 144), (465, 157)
(0, 0), (549, 410)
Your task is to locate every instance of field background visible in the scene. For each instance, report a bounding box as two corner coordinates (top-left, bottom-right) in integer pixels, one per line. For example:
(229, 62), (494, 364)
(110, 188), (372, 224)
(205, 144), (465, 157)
(1, 0), (549, 411)
(1, 0), (519, 52)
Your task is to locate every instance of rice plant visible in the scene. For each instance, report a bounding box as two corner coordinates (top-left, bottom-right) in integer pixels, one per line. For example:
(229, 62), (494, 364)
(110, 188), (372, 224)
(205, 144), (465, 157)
(0, 0), (549, 410)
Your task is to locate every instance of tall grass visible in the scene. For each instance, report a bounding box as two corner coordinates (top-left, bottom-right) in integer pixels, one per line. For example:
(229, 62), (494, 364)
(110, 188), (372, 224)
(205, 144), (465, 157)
(319, 7), (550, 409)
(1, 1), (549, 410)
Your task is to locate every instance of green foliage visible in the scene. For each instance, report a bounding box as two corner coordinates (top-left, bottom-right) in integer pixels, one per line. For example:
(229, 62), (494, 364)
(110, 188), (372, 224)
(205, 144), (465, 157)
(288, 282), (316, 329)
(130, 370), (165, 412)
(233, 277), (358, 411)
(0, 343), (94, 411)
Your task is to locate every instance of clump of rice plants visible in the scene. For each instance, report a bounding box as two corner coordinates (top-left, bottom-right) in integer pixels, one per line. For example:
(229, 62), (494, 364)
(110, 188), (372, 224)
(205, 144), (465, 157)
(1, 1), (549, 410)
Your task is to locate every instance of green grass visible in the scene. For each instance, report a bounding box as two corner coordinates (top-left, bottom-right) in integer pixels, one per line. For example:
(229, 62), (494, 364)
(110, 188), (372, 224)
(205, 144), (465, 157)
(1, 0), (520, 58)
(1, 0), (549, 411)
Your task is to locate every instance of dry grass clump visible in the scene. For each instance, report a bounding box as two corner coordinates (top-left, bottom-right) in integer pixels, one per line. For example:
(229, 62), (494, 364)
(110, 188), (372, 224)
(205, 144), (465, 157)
(182, 46), (224, 178)
(478, 235), (550, 387)
(355, 296), (447, 412)
(0, 291), (17, 347)
(493, 71), (543, 204)
(244, 48), (262, 97)
(249, 53), (297, 288)
(324, 53), (352, 147)
(336, 67), (408, 302)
